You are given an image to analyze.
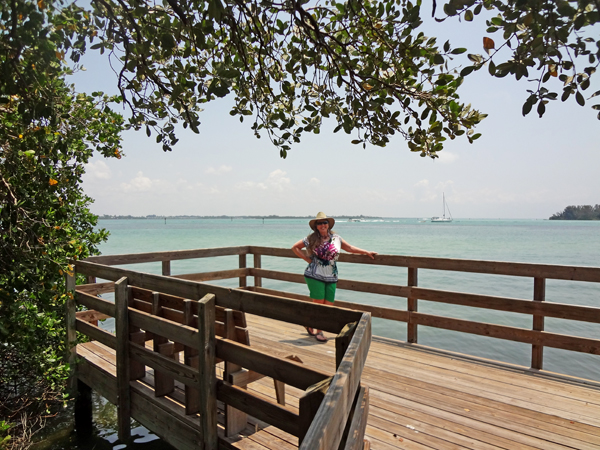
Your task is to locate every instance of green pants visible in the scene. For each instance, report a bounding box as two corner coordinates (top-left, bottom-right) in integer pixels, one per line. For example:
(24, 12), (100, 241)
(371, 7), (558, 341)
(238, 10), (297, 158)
(304, 276), (336, 303)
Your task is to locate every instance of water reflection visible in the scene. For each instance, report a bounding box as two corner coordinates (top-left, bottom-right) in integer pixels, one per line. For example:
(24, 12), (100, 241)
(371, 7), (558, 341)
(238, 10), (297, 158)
(50, 392), (173, 450)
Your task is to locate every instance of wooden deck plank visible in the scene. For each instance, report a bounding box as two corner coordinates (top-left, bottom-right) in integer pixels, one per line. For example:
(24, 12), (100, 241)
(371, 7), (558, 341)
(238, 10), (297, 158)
(243, 315), (600, 447)
(364, 344), (600, 422)
(76, 315), (600, 450)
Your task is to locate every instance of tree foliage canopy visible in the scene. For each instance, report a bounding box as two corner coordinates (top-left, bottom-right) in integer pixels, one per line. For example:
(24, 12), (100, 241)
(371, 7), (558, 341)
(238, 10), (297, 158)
(550, 204), (600, 219)
(84, 0), (599, 157)
(0, 0), (123, 428)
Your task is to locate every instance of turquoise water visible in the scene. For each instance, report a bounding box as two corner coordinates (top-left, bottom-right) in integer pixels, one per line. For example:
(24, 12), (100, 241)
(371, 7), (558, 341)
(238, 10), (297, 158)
(96, 217), (600, 379)
(55, 218), (600, 449)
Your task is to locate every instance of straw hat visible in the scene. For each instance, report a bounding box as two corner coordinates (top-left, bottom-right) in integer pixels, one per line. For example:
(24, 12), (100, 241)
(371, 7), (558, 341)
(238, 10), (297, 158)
(309, 212), (335, 231)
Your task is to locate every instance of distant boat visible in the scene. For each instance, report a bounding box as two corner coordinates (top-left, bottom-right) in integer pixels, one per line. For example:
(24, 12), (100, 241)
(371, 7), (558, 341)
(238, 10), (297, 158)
(431, 194), (453, 223)
(348, 218), (362, 222)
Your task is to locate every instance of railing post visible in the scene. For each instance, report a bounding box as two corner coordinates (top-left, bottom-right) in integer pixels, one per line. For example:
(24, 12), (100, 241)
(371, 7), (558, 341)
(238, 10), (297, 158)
(253, 253), (262, 288)
(298, 377), (331, 446)
(531, 277), (546, 370)
(336, 321), (357, 369)
(239, 253), (247, 288)
(183, 299), (200, 414)
(153, 291), (173, 395)
(198, 293), (217, 450)
(65, 271), (77, 396)
(224, 309), (247, 436)
(162, 260), (171, 276)
(115, 277), (131, 442)
(407, 267), (418, 344)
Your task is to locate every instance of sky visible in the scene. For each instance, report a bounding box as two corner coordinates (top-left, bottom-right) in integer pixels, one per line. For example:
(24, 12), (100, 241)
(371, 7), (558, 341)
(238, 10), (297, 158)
(73, 8), (600, 219)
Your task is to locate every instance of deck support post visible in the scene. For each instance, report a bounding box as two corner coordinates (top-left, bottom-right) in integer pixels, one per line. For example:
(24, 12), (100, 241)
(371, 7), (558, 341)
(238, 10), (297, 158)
(239, 254), (247, 288)
(531, 277), (546, 370)
(65, 271), (77, 396)
(115, 277), (131, 443)
(407, 267), (418, 344)
(74, 380), (93, 437)
(198, 293), (217, 450)
(253, 254), (262, 288)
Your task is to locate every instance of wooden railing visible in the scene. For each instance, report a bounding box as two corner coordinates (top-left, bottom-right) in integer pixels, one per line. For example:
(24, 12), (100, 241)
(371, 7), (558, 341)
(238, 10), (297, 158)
(68, 257), (371, 450)
(84, 245), (600, 372)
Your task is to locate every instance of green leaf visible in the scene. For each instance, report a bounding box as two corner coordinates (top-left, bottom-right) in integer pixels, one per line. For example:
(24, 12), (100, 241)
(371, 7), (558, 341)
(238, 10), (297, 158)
(460, 66), (475, 76)
(576, 91), (585, 106)
(464, 10), (473, 21)
(537, 100), (546, 117)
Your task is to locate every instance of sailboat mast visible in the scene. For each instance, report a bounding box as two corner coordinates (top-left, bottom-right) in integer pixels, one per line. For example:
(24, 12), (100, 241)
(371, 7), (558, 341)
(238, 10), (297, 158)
(442, 193), (446, 219)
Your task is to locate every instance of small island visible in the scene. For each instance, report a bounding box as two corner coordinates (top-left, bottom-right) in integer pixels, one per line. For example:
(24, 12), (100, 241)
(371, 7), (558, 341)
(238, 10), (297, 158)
(550, 205), (600, 220)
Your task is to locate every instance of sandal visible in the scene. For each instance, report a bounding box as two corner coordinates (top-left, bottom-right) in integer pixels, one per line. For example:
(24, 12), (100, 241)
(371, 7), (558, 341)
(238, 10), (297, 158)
(315, 332), (328, 343)
(305, 326), (317, 336)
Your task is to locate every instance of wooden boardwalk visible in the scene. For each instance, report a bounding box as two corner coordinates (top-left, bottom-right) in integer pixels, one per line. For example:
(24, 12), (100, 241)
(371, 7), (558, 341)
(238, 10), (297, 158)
(238, 314), (600, 450)
(73, 246), (600, 449)
(78, 312), (600, 450)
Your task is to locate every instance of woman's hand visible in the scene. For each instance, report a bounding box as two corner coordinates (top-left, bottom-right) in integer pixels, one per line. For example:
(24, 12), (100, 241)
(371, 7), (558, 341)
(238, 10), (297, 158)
(341, 240), (377, 259)
(292, 240), (312, 263)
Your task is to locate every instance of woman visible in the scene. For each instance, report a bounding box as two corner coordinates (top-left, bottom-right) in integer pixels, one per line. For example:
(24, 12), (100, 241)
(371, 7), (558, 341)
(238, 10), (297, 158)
(292, 212), (377, 342)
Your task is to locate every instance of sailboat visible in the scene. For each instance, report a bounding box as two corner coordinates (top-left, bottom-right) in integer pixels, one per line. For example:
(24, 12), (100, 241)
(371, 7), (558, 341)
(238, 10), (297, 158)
(431, 193), (453, 223)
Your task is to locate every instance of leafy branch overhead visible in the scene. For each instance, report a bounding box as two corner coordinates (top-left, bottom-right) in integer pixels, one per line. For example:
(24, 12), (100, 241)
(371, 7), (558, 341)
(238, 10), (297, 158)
(86, 0), (489, 157)
(438, 0), (599, 119)
(29, 0), (600, 158)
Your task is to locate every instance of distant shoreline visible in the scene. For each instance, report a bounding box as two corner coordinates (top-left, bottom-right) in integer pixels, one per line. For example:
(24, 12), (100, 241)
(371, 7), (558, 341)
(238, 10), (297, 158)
(98, 214), (385, 220)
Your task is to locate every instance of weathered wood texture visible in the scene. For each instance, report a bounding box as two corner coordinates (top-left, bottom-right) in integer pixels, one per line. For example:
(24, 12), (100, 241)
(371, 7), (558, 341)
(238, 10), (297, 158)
(301, 314), (371, 450)
(247, 246), (600, 282)
(72, 245), (600, 449)
(75, 314), (600, 450)
(244, 314), (600, 450)
(114, 277), (131, 442)
(75, 260), (363, 334)
(72, 265), (370, 449)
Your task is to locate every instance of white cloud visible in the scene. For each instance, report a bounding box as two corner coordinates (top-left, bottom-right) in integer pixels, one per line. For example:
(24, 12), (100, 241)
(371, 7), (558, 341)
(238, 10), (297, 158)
(309, 177), (320, 186)
(205, 165), (232, 175)
(266, 169), (291, 191)
(234, 170), (291, 193)
(234, 181), (267, 190)
(414, 179), (429, 187)
(84, 160), (112, 180)
(120, 171), (153, 193)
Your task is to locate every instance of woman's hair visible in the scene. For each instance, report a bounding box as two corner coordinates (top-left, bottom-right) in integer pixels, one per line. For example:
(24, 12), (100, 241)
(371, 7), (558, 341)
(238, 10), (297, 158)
(306, 228), (332, 254)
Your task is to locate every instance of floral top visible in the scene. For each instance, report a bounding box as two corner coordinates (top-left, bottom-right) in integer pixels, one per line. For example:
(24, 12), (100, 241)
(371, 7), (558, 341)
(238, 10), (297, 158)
(303, 233), (343, 283)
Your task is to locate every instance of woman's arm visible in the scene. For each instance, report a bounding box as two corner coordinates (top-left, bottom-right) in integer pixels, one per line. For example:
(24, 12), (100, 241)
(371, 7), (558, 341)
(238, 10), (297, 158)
(341, 240), (377, 259)
(292, 240), (312, 263)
